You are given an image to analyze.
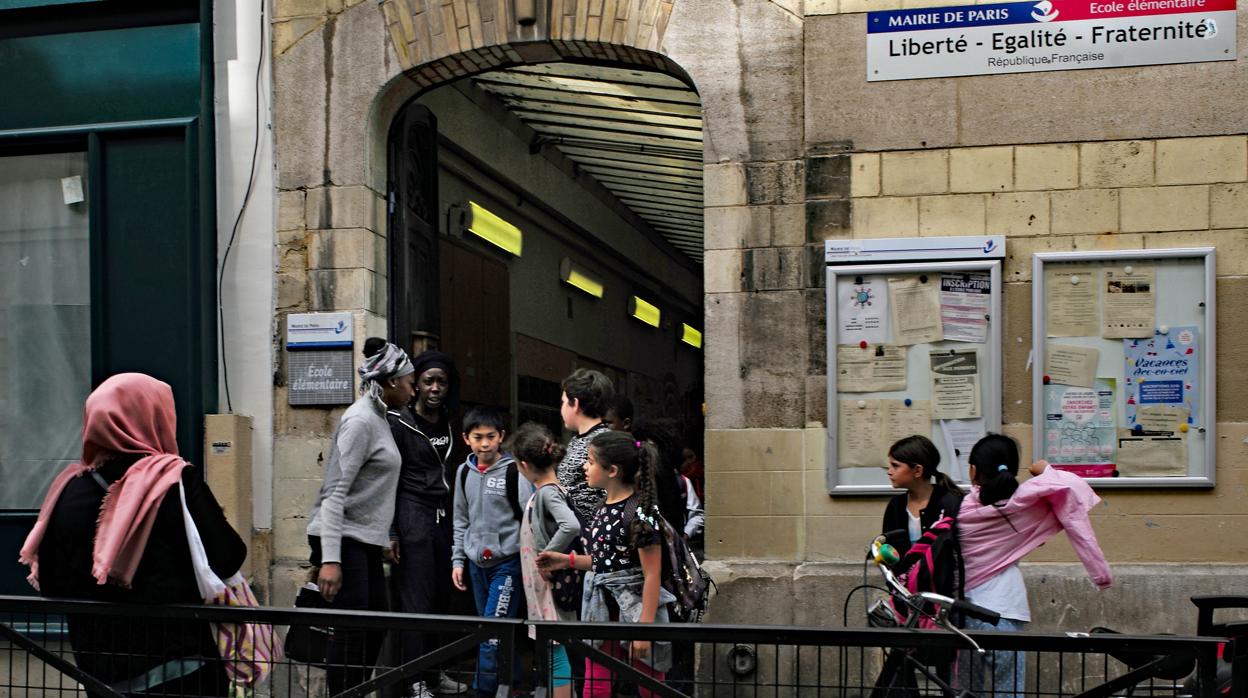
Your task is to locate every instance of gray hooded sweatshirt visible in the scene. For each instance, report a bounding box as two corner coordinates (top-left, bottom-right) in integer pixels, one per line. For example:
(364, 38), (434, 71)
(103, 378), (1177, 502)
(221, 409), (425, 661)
(452, 453), (535, 569)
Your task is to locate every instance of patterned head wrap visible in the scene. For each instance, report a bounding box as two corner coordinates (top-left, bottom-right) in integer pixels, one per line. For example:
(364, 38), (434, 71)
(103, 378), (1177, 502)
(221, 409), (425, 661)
(359, 342), (413, 397)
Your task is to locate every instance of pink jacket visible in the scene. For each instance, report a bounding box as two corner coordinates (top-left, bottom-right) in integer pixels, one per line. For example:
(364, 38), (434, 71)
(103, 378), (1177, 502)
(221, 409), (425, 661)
(958, 466), (1113, 591)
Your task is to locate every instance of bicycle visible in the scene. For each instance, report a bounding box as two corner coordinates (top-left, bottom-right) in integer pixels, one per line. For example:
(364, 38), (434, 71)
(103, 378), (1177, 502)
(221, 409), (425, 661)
(863, 533), (1001, 698)
(858, 534), (1226, 698)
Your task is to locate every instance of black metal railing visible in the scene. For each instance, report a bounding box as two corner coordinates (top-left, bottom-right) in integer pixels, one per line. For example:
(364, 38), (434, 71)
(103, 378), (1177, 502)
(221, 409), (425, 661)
(0, 595), (1230, 698)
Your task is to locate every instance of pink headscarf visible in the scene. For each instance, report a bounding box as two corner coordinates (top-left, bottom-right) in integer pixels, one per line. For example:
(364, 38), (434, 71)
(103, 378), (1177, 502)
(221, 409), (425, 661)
(20, 373), (189, 589)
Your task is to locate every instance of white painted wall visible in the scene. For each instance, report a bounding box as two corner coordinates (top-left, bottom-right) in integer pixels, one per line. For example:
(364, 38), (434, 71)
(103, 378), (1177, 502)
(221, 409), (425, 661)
(214, 0), (276, 529)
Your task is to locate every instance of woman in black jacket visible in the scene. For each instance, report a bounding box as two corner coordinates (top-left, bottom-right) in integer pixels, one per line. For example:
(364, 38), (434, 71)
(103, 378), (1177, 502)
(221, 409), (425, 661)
(367, 341), (470, 697)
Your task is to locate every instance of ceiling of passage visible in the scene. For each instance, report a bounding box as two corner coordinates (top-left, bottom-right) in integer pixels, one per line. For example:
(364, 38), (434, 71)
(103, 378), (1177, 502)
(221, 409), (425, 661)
(470, 62), (704, 263)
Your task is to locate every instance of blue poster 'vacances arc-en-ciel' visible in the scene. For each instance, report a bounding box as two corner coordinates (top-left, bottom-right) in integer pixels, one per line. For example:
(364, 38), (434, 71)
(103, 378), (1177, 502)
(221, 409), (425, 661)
(1123, 326), (1199, 428)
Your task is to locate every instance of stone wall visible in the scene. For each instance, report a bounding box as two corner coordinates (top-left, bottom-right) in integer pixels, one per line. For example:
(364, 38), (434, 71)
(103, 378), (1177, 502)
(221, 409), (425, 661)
(265, 0), (1248, 624)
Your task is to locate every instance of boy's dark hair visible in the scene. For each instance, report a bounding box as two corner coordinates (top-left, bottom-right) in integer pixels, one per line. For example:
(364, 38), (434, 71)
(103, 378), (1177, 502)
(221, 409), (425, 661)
(606, 394), (634, 422)
(560, 369), (614, 419)
(512, 422), (565, 471)
(463, 405), (507, 435)
(590, 429), (660, 547)
(888, 435), (962, 494)
(968, 433), (1020, 506)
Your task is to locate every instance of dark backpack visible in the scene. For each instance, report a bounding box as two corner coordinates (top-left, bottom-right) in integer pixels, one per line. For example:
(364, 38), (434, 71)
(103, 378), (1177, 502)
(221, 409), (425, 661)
(622, 495), (715, 623)
(459, 460), (524, 521)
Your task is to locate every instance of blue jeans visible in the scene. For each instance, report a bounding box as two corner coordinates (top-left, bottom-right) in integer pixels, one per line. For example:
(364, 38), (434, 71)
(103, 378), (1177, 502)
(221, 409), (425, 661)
(959, 617), (1028, 698)
(468, 557), (526, 696)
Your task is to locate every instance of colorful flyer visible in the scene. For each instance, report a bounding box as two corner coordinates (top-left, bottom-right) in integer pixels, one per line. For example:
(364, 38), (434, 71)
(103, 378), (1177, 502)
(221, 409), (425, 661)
(1044, 378), (1117, 478)
(1123, 326), (1200, 430)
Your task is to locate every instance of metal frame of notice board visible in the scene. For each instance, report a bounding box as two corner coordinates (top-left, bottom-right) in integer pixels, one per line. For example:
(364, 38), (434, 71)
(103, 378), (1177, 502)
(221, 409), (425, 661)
(825, 237), (1005, 495)
(1031, 248), (1217, 488)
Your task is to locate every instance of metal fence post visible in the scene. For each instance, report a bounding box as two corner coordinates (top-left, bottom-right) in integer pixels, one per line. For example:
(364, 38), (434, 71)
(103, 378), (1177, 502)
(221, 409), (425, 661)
(1231, 635), (1248, 698)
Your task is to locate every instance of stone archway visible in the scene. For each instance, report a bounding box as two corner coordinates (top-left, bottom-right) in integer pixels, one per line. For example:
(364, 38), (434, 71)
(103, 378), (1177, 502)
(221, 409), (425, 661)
(269, 0), (812, 602)
(380, 0), (682, 88)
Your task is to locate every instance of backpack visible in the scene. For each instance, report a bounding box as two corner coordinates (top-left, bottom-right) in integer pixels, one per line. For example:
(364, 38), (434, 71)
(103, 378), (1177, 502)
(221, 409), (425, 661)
(534, 484), (591, 613)
(459, 460), (524, 521)
(889, 514), (964, 630)
(622, 496), (715, 623)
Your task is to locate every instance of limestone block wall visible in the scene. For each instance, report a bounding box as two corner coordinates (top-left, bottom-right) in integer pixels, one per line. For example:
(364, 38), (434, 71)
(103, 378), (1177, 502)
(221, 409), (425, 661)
(271, 181), (389, 603)
(262, 0), (1248, 624)
(705, 134), (1248, 566)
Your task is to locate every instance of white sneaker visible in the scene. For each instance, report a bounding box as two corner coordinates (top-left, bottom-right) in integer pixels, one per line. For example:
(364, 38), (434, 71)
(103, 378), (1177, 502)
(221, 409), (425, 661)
(434, 672), (468, 695)
(409, 682), (435, 698)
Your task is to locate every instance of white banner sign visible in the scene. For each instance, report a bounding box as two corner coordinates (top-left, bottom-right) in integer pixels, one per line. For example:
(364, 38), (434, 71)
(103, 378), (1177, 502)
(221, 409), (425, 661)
(867, 0), (1236, 81)
(286, 312), (354, 349)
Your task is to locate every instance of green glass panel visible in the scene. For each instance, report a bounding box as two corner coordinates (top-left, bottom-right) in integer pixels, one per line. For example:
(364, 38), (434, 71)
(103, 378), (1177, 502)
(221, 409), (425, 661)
(97, 131), (210, 466)
(0, 0), (102, 9)
(0, 23), (199, 130)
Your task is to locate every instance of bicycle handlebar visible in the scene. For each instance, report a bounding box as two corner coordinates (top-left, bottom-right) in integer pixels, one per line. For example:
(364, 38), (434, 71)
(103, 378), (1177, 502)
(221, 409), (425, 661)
(952, 599), (1002, 626)
(869, 535), (993, 654)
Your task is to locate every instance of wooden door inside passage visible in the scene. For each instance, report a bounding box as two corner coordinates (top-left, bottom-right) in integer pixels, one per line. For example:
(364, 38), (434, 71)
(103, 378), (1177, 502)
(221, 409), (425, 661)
(439, 239), (512, 412)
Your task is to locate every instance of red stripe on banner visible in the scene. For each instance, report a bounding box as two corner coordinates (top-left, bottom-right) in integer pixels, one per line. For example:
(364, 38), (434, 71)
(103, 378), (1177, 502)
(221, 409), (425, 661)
(1050, 0), (1235, 21)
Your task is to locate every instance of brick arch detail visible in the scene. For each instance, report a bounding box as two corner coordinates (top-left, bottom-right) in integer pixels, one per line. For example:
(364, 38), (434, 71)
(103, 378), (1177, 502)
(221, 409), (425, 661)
(380, 0), (678, 84)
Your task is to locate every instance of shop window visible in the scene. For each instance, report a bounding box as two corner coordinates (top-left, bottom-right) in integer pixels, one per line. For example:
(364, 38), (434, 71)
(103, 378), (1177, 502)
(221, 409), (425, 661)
(0, 152), (90, 508)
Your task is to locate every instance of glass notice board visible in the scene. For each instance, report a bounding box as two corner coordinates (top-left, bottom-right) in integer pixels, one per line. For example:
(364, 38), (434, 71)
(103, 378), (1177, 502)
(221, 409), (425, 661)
(825, 259), (1004, 495)
(1031, 248), (1216, 488)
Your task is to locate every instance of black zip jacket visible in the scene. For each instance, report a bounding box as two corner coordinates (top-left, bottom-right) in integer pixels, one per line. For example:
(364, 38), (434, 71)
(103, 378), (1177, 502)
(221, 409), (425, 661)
(387, 406), (467, 508)
(881, 484), (966, 608)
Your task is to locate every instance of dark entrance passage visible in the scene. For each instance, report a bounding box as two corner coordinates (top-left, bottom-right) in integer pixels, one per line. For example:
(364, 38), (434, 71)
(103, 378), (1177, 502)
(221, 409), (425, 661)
(386, 60), (704, 447)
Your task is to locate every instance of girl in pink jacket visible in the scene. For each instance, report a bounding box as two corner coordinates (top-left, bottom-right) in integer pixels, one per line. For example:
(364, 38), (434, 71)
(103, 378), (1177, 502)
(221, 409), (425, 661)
(957, 434), (1113, 698)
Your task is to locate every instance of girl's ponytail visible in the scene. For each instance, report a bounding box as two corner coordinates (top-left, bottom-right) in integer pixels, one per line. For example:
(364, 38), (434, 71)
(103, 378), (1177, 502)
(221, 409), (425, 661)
(629, 441), (661, 547)
(931, 470), (963, 495)
(969, 433), (1021, 506)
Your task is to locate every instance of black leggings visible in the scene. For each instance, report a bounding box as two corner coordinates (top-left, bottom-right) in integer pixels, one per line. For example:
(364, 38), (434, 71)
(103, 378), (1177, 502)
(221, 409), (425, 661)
(309, 536), (388, 695)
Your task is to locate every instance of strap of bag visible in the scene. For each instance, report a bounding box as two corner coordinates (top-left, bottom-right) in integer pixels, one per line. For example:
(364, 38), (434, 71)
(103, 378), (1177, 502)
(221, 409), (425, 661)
(506, 461), (523, 521)
(89, 472), (111, 492)
(177, 482), (227, 600)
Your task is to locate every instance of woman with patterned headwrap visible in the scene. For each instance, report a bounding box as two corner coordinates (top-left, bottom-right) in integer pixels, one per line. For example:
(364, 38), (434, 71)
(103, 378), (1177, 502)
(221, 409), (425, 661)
(306, 340), (415, 694)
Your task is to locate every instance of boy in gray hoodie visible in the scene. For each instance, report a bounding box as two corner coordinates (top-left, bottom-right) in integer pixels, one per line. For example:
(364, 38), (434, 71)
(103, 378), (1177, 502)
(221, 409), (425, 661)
(451, 406), (535, 697)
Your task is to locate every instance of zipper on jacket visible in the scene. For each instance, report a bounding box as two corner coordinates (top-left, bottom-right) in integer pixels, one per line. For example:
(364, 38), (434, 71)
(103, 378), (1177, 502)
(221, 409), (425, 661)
(388, 409), (453, 491)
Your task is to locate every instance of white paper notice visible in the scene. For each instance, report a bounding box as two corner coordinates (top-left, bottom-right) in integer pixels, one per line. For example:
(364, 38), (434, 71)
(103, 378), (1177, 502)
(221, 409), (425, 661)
(1045, 266), (1100, 337)
(836, 344), (907, 393)
(837, 276), (889, 345)
(1103, 265), (1156, 339)
(838, 398), (932, 469)
(939, 418), (986, 482)
(884, 399), (932, 445)
(61, 176), (84, 205)
(940, 273), (991, 343)
(839, 400), (884, 469)
(1045, 344), (1100, 389)
(930, 349), (981, 420)
(889, 275), (943, 345)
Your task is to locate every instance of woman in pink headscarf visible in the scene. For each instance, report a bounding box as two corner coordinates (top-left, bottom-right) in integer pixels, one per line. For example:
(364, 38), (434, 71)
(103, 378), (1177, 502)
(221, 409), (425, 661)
(20, 373), (247, 697)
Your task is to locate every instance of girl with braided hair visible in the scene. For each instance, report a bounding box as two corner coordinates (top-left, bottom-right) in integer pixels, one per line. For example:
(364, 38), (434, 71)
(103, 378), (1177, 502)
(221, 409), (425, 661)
(536, 429), (676, 698)
(513, 422), (578, 697)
